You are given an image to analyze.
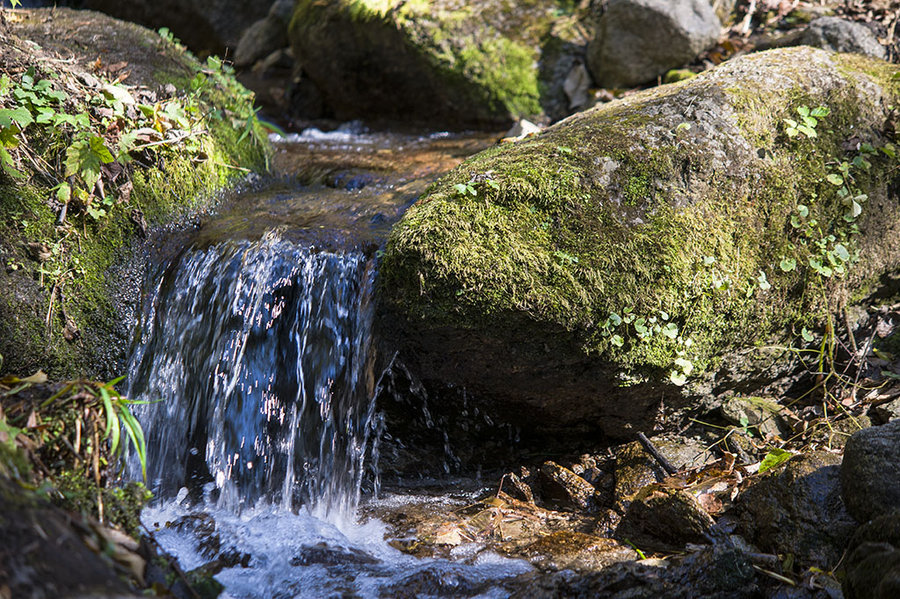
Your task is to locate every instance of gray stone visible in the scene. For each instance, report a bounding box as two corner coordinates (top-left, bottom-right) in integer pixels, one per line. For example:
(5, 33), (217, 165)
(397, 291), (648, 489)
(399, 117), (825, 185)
(874, 398), (900, 423)
(765, 16), (885, 60)
(587, 0), (721, 88)
(800, 17), (885, 59)
(539, 461), (597, 510)
(738, 452), (856, 568)
(234, 16), (288, 69)
(842, 420), (900, 522)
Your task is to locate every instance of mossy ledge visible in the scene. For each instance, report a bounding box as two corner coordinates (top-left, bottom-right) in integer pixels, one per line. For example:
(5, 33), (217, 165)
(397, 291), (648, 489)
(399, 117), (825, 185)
(379, 47), (900, 438)
(289, 0), (571, 128)
(0, 8), (270, 379)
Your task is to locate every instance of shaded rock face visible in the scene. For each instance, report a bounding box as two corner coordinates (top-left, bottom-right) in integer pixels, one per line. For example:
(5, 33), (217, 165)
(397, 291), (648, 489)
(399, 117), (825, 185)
(587, 0), (721, 88)
(843, 514), (900, 599)
(841, 420), (900, 523)
(737, 452), (856, 568)
(0, 476), (140, 598)
(288, 0), (569, 128)
(765, 16), (886, 60)
(507, 543), (757, 599)
(798, 17), (885, 59)
(82, 0), (273, 55)
(616, 486), (715, 552)
(379, 48), (900, 439)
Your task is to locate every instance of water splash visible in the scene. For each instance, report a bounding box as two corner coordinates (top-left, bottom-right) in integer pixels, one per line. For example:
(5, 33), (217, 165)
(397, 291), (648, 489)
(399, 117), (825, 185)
(127, 230), (377, 516)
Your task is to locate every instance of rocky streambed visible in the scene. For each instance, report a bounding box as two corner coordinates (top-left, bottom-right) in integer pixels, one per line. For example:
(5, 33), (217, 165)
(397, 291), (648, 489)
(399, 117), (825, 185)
(4, 3), (900, 599)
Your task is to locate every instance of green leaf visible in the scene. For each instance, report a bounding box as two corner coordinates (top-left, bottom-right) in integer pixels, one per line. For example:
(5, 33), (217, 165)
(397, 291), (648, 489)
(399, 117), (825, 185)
(669, 371), (687, 386)
(797, 125), (817, 138)
(833, 243), (850, 262)
(801, 327), (814, 342)
(661, 322), (679, 339)
(796, 106), (810, 117)
(757, 270), (771, 290)
(99, 387), (121, 457)
(826, 173), (844, 186)
(89, 135), (115, 163)
(797, 204), (809, 218)
(759, 448), (794, 474)
(453, 183), (469, 195)
(809, 106), (830, 118)
(703, 256), (716, 266)
(610, 334), (624, 347)
(0, 106), (34, 129)
(0, 147), (24, 179)
(779, 257), (797, 272)
(674, 357), (693, 375)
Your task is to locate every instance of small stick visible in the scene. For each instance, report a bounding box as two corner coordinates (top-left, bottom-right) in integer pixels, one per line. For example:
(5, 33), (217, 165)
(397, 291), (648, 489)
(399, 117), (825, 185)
(636, 431), (677, 476)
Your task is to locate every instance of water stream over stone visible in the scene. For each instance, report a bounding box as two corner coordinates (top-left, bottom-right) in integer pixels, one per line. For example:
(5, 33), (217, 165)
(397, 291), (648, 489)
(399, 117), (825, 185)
(125, 126), (531, 597)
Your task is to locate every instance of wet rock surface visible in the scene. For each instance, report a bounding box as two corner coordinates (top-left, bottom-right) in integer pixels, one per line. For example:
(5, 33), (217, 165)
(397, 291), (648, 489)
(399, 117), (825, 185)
(843, 513), (900, 599)
(737, 452), (855, 569)
(841, 420), (900, 523)
(616, 486), (716, 552)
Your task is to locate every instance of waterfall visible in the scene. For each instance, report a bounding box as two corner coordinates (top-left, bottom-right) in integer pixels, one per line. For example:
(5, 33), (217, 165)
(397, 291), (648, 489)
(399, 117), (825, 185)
(126, 230), (378, 516)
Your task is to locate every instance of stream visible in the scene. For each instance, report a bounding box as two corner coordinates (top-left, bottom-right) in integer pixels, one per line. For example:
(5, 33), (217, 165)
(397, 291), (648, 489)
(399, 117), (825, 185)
(125, 125), (532, 598)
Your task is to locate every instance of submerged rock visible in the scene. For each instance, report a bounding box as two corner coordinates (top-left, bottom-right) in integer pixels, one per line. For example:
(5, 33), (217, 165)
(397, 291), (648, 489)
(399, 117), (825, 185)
(841, 420), (900, 523)
(587, 0), (722, 88)
(737, 452), (855, 568)
(379, 47), (900, 439)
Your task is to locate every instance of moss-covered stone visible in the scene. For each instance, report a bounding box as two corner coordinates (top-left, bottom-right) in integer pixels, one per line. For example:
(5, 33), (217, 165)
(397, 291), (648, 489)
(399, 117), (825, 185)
(379, 47), (900, 438)
(0, 9), (270, 379)
(288, 0), (576, 127)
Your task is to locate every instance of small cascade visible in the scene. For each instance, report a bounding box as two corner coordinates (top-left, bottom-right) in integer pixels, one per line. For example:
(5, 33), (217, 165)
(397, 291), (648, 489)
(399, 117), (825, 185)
(127, 230), (378, 516)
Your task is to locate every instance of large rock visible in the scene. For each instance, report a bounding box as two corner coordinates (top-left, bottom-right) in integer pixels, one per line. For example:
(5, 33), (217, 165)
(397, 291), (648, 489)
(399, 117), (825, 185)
(587, 0), (722, 88)
(379, 47), (900, 439)
(843, 513), (900, 599)
(841, 420), (900, 522)
(288, 0), (575, 127)
(766, 16), (886, 60)
(83, 0), (273, 55)
(736, 452), (855, 568)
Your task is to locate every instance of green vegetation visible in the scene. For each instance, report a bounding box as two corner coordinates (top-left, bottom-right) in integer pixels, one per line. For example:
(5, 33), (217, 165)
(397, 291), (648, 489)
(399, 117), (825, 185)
(0, 22), (269, 379)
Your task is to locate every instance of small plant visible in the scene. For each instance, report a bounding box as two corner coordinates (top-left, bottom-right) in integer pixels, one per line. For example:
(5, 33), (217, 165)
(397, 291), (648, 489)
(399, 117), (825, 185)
(783, 105), (829, 138)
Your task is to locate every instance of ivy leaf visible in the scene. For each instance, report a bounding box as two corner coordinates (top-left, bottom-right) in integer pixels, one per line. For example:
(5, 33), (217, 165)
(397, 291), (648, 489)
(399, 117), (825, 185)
(0, 106), (34, 130)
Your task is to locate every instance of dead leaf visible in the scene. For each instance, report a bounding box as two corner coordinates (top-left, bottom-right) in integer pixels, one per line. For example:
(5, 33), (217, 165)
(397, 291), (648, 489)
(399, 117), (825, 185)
(21, 370), (47, 384)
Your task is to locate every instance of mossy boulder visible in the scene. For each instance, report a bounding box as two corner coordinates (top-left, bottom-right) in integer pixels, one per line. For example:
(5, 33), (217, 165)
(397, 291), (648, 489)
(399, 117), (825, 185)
(288, 0), (585, 127)
(379, 47), (900, 438)
(0, 8), (269, 379)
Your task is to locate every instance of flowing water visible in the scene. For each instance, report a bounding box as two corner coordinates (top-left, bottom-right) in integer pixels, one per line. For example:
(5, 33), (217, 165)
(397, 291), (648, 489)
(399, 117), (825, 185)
(126, 125), (532, 598)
